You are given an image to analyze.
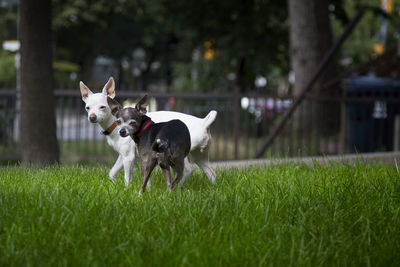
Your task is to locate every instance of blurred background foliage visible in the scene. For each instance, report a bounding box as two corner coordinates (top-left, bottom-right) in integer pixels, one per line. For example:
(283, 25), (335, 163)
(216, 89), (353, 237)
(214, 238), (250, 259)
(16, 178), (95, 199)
(0, 0), (398, 92)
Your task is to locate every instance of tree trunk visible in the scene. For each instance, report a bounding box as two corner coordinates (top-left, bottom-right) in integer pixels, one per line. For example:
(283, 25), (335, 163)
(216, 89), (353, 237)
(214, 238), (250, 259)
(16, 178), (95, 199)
(288, 0), (339, 136)
(20, 0), (59, 166)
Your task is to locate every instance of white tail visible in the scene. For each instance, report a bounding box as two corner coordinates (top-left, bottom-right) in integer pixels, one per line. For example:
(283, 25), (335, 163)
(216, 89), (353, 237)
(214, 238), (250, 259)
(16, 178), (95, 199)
(203, 110), (217, 128)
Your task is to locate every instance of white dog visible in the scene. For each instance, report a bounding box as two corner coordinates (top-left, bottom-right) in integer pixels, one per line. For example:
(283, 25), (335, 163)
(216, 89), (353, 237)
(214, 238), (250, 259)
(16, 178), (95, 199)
(80, 77), (217, 186)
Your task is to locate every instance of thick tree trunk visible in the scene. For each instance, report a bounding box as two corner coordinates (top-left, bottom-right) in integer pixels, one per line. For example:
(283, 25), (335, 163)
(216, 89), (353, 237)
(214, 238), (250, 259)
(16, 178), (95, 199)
(20, 0), (59, 166)
(288, 0), (339, 136)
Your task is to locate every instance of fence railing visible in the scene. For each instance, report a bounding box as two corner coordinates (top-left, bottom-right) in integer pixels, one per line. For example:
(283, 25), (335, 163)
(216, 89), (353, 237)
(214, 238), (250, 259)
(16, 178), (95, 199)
(1, 88), (400, 163)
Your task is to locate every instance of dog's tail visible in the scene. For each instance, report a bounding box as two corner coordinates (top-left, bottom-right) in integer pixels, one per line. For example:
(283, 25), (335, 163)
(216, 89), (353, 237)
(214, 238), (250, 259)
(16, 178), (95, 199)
(152, 138), (169, 153)
(203, 110), (217, 129)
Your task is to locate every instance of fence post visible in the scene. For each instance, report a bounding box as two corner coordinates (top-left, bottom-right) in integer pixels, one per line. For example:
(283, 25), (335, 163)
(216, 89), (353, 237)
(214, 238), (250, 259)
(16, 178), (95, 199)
(338, 88), (347, 154)
(233, 86), (240, 160)
(394, 115), (400, 151)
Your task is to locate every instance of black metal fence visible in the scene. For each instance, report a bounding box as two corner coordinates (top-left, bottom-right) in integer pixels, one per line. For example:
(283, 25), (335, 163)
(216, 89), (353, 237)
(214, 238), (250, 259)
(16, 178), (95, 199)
(1, 85), (400, 164)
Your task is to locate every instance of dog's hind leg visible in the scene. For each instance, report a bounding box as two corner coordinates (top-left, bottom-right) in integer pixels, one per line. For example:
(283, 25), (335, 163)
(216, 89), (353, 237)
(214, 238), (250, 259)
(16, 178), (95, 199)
(109, 155), (123, 182)
(191, 149), (216, 184)
(161, 167), (171, 188)
(170, 160), (184, 190)
(139, 158), (157, 195)
(197, 160), (216, 184)
(180, 157), (194, 187)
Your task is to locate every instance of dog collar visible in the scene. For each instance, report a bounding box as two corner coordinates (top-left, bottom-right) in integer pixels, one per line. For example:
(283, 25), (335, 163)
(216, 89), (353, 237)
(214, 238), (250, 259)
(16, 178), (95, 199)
(136, 120), (155, 138)
(102, 121), (118, 135)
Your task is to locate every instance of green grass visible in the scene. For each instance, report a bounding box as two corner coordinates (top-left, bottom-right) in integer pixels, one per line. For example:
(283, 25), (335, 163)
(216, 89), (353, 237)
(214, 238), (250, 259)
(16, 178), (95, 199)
(1, 163), (400, 266)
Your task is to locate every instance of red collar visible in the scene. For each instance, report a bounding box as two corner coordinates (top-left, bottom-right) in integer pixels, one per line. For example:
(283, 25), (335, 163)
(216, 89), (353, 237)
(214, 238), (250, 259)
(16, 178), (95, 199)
(136, 120), (155, 138)
(102, 121), (117, 135)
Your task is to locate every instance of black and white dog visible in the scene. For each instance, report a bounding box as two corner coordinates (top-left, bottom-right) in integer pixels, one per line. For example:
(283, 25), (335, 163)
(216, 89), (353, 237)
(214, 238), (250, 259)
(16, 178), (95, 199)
(108, 95), (191, 195)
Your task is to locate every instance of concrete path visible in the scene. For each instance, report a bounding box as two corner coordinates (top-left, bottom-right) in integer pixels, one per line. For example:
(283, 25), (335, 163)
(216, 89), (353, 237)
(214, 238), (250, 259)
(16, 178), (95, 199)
(210, 151), (400, 169)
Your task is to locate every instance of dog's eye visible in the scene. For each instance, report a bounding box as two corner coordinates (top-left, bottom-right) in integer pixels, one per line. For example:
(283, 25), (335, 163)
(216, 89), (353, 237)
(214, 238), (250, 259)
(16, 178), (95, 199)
(85, 107), (90, 110)
(99, 106), (106, 110)
(116, 119), (121, 125)
(129, 121), (136, 126)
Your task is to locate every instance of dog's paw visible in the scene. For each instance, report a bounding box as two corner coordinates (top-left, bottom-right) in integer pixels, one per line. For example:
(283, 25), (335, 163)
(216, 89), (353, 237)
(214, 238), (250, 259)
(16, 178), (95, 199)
(210, 170), (217, 184)
(138, 190), (142, 197)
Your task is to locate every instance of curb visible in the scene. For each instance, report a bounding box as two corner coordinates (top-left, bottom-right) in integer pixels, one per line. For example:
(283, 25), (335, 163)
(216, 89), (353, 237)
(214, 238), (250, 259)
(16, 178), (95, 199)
(210, 151), (400, 169)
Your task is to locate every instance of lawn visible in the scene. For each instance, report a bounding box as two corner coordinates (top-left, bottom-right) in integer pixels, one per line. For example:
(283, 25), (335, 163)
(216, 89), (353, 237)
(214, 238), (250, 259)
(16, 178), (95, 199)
(0, 163), (399, 266)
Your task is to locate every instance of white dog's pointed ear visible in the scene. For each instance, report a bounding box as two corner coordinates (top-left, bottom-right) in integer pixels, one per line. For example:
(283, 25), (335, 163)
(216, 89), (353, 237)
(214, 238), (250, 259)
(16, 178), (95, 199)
(107, 97), (121, 116)
(102, 77), (115, 99)
(135, 94), (148, 114)
(80, 81), (93, 102)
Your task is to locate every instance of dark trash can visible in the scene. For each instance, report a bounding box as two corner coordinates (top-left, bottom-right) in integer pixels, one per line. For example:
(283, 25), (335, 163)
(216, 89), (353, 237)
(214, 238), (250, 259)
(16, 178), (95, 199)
(343, 74), (400, 153)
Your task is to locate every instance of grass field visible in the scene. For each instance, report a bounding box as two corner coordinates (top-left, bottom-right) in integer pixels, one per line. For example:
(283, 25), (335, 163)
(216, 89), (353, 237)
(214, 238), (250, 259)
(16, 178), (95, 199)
(1, 163), (400, 266)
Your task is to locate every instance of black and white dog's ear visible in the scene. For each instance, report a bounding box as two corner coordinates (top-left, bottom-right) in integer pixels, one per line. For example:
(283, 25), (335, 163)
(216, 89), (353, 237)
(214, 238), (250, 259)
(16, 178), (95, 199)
(102, 77), (115, 99)
(107, 97), (122, 116)
(135, 94), (148, 114)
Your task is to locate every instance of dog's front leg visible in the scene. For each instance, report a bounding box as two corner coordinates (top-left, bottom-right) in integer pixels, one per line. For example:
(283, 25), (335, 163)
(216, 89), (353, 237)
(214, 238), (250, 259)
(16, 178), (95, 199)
(122, 156), (134, 187)
(109, 155), (123, 182)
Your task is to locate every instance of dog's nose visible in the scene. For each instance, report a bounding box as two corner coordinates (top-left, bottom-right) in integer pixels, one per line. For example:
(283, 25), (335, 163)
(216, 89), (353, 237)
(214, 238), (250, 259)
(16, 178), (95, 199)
(89, 114), (97, 122)
(119, 128), (127, 137)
